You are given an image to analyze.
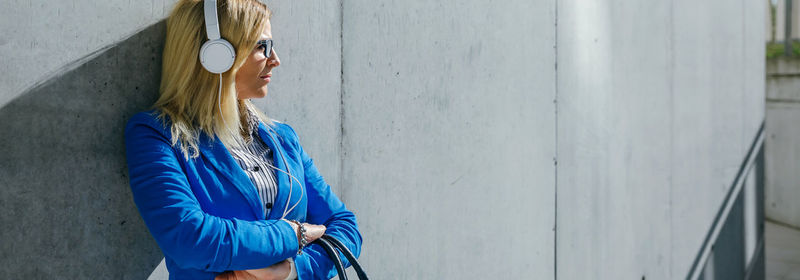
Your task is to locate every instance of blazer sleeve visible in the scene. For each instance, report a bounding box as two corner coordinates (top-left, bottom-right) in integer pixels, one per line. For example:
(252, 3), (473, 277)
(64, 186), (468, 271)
(281, 124), (364, 280)
(125, 113), (299, 272)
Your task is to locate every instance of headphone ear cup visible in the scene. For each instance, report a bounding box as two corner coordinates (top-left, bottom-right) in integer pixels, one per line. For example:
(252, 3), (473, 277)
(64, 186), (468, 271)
(199, 39), (236, 74)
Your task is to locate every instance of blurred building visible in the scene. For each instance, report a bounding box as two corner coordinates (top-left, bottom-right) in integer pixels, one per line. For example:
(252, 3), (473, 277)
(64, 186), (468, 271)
(765, 0), (800, 232)
(766, 59), (800, 231)
(771, 0), (800, 42)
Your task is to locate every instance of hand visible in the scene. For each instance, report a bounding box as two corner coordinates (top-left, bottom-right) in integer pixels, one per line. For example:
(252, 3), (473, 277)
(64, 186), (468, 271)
(214, 259), (291, 280)
(286, 221), (326, 244)
(302, 223), (326, 243)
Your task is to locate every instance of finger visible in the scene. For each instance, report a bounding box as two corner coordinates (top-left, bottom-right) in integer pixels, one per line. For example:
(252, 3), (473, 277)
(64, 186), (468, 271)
(215, 271), (233, 280)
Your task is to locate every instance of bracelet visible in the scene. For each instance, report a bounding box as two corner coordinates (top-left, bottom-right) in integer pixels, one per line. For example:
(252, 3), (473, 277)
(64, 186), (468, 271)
(288, 220), (308, 254)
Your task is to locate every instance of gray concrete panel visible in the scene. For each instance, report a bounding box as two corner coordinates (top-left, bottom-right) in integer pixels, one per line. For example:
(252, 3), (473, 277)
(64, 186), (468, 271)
(766, 58), (800, 101)
(745, 1), (768, 138)
(558, 0), (765, 278)
(670, 2), (720, 275)
(0, 22), (166, 279)
(671, 0), (765, 277)
(557, 1), (674, 278)
(767, 57), (800, 76)
(765, 102), (800, 228)
(341, 0), (556, 278)
(766, 75), (800, 101)
(0, 0), (178, 108)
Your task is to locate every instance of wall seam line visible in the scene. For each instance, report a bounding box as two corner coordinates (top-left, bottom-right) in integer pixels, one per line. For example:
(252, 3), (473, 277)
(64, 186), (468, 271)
(668, 1), (675, 278)
(338, 0), (346, 201)
(553, 0), (559, 279)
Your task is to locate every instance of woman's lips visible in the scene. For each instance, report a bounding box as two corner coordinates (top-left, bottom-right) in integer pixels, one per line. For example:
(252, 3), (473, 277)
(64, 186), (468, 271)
(260, 74), (271, 82)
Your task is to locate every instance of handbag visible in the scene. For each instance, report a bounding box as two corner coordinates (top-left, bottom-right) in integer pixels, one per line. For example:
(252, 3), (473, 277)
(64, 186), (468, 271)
(313, 234), (369, 280)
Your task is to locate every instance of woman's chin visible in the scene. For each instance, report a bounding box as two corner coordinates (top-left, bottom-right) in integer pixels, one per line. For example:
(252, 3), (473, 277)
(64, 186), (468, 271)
(257, 88), (268, 98)
(240, 88), (268, 100)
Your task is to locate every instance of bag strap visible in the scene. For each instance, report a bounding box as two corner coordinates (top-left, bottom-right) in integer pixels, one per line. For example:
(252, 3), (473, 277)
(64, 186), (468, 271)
(314, 237), (348, 280)
(312, 234), (369, 280)
(320, 235), (369, 280)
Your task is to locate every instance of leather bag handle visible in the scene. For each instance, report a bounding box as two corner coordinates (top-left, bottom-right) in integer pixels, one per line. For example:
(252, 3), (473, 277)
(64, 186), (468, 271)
(312, 234), (369, 280)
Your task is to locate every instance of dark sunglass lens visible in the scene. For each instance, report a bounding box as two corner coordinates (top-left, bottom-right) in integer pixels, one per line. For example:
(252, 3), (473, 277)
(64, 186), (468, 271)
(258, 40), (273, 58)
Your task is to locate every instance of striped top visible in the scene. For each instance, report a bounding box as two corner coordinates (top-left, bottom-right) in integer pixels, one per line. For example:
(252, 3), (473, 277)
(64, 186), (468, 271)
(228, 108), (279, 218)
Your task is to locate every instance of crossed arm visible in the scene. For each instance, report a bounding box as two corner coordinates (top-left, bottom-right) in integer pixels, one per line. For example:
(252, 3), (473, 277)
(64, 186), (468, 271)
(125, 116), (362, 279)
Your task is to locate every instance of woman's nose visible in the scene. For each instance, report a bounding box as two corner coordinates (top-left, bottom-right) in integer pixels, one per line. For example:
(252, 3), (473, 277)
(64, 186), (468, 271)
(268, 48), (280, 67)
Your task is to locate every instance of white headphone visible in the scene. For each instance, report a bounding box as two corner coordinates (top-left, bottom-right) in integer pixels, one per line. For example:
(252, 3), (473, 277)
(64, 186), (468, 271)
(200, 0), (235, 74)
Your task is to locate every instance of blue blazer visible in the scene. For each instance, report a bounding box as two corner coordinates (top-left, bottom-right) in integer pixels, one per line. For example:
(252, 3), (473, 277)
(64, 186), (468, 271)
(125, 111), (362, 280)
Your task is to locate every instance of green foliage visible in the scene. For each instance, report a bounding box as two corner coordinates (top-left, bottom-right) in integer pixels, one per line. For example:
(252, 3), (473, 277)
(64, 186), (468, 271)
(767, 42), (800, 59)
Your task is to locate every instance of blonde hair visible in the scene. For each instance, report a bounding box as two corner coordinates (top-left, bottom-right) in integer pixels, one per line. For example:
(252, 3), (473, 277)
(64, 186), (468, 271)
(154, 0), (272, 159)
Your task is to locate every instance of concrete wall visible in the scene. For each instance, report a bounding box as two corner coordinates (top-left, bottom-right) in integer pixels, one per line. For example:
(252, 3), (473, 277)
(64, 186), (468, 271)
(766, 57), (800, 229)
(0, 0), (765, 279)
(340, 1), (556, 278)
(0, 1), (175, 109)
(0, 1), (171, 276)
(557, 1), (764, 278)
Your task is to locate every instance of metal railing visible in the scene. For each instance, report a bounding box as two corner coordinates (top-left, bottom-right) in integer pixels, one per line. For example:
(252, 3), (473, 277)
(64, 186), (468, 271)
(686, 122), (766, 280)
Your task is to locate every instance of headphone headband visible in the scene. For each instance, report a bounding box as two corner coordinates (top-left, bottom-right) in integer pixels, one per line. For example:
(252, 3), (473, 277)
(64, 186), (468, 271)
(204, 0), (221, 40)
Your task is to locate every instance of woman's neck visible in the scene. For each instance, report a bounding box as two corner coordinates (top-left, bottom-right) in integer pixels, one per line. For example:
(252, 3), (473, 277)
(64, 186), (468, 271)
(237, 101), (257, 142)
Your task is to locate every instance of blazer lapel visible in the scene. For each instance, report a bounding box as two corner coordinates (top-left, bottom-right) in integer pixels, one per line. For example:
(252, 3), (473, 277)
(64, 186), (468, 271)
(258, 123), (293, 220)
(197, 132), (265, 219)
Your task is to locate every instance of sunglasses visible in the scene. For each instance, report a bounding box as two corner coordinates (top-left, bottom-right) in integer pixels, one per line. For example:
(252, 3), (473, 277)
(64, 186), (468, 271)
(256, 39), (274, 58)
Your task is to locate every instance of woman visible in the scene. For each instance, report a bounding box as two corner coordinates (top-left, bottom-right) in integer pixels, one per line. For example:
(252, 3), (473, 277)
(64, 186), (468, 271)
(124, 1), (362, 279)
